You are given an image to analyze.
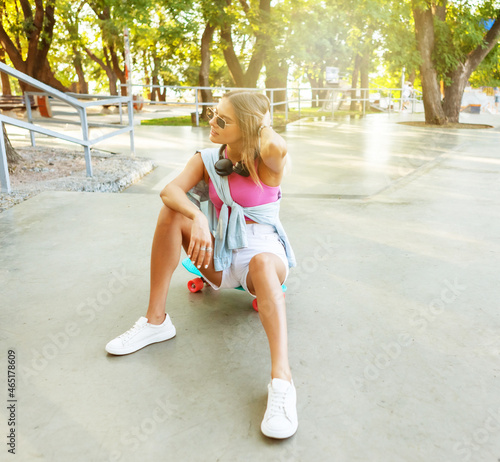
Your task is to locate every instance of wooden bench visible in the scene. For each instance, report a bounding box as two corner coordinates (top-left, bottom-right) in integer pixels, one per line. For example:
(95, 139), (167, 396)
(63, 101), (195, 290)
(0, 94), (54, 117)
(0, 95), (37, 111)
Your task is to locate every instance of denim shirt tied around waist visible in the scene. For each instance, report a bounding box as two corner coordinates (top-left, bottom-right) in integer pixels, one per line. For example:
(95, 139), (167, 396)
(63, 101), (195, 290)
(186, 147), (296, 272)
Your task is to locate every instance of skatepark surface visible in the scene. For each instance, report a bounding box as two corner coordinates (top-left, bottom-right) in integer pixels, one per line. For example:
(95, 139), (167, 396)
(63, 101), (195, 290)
(1, 112), (499, 461)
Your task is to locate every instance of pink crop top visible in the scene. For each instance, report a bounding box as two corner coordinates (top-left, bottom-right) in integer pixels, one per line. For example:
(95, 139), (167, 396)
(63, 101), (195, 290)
(209, 172), (281, 218)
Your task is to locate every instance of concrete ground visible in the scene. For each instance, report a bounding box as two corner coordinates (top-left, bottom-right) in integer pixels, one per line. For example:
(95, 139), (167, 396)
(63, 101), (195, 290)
(1, 112), (500, 462)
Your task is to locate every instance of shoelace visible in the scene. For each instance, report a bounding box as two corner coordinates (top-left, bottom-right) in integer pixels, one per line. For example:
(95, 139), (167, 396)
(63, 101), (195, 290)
(119, 320), (145, 342)
(268, 388), (288, 417)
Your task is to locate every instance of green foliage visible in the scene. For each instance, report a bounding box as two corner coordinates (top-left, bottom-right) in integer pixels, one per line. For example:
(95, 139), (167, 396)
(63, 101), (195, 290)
(286, 0), (351, 85)
(432, 1), (500, 84)
(7, 0), (498, 99)
(380, 0), (421, 79)
(469, 43), (500, 87)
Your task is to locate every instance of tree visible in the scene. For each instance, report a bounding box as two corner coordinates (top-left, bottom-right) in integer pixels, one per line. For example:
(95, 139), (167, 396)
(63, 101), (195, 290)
(197, 0), (227, 116)
(343, 0), (394, 111)
(412, 0), (500, 124)
(57, 0), (89, 93)
(219, 0), (271, 88)
(0, 0), (68, 91)
(0, 47), (12, 94)
(85, 0), (128, 95)
(379, 0), (421, 87)
(3, 125), (22, 167)
(286, 0), (350, 107)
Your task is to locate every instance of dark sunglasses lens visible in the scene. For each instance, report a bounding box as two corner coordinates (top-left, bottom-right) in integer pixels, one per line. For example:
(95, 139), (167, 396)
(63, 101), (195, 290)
(216, 117), (225, 129)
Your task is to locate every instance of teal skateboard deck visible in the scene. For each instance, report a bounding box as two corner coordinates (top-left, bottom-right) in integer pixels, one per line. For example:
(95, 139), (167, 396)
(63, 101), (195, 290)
(181, 257), (286, 312)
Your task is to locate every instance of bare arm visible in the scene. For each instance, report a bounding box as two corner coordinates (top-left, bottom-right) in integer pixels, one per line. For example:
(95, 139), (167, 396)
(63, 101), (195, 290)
(160, 153), (205, 219)
(258, 109), (287, 176)
(159, 153), (212, 269)
(259, 126), (287, 174)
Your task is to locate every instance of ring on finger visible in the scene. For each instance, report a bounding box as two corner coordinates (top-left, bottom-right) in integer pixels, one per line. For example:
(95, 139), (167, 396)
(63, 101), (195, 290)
(200, 247), (207, 251)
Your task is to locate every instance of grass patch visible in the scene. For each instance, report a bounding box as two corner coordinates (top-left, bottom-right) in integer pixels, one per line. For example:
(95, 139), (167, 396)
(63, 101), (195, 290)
(140, 108), (378, 127)
(141, 116), (209, 126)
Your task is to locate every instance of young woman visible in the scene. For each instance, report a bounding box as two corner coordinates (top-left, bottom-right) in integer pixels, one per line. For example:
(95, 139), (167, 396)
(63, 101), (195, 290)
(105, 90), (297, 439)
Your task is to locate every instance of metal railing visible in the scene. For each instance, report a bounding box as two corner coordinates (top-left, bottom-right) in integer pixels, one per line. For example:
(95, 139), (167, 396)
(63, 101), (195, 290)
(0, 63), (135, 194)
(121, 83), (423, 125)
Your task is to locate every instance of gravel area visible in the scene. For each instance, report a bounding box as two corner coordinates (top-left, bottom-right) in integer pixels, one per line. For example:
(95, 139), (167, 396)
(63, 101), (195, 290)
(0, 146), (156, 212)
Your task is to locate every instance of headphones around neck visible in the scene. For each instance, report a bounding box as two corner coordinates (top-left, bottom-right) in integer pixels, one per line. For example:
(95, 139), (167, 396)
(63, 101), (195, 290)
(214, 145), (250, 177)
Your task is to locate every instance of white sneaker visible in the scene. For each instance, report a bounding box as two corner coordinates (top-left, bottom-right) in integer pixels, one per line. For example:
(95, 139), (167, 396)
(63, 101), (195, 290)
(261, 378), (298, 439)
(105, 315), (176, 355)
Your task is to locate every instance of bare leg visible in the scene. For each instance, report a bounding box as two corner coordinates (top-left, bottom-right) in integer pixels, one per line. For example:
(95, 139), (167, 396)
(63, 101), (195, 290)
(246, 253), (291, 381)
(146, 205), (222, 324)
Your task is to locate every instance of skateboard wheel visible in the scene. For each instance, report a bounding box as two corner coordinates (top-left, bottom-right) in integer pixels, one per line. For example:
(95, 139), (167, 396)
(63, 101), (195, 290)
(252, 293), (285, 312)
(188, 277), (204, 293)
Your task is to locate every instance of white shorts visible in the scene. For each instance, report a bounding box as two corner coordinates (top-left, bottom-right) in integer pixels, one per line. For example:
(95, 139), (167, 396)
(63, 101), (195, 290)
(205, 224), (289, 297)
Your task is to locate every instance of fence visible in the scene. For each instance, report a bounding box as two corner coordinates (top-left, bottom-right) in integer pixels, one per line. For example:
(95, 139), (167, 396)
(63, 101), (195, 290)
(121, 83), (423, 125)
(0, 63), (135, 194)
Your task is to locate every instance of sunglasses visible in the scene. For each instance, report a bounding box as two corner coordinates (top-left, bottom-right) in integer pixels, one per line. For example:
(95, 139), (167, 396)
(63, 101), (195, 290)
(207, 107), (232, 130)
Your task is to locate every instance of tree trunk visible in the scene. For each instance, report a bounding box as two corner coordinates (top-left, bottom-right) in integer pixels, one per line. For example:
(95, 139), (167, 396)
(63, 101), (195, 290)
(220, 24), (246, 87)
(442, 14), (500, 123)
(3, 125), (22, 166)
(85, 47), (118, 95)
(412, 1), (447, 124)
(72, 47), (88, 94)
(110, 45), (126, 96)
(199, 22), (216, 118)
(265, 58), (288, 111)
(360, 52), (370, 111)
(0, 0), (68, 92)
(350, 54), (361, 111)
(220, 0), (270, 88)
(308, 74), (321, 108)
(442, 67), (468, 123)
(0, 48), (12, 95)
(22, 61), (68, 93)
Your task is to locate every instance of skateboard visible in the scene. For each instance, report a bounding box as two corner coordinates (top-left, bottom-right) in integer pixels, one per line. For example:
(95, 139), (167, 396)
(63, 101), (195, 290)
(181, 257), (286, 312)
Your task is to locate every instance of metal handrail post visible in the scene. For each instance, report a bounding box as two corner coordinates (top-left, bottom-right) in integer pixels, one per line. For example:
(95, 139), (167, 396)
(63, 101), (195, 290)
(298, 88), (301, 120)
(128, 99), (135, 155)
(270, 90), (274, 125)
(332, 90), (336, 118)
(195, 91), (199, 127)
(24, 93), (36, 147)
(285, 88), (288, 121)
(119, 98), (123, 124)
(0, 120), (11, 193)
(78, 107), (93, 177)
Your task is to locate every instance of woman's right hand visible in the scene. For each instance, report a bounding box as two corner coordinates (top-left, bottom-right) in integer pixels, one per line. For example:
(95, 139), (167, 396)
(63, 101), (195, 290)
(187, 212), (213, 269)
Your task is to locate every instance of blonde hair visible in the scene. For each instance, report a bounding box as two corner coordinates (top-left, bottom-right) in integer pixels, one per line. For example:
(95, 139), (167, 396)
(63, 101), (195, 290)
(222, 90), (270, 186)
